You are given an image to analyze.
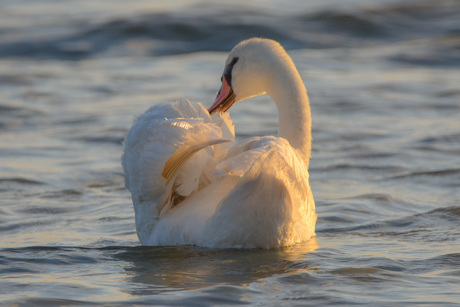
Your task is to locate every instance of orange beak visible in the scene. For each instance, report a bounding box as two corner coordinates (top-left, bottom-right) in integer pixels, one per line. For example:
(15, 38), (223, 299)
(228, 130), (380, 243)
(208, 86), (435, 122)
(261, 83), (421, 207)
(208, 77), (236, 114)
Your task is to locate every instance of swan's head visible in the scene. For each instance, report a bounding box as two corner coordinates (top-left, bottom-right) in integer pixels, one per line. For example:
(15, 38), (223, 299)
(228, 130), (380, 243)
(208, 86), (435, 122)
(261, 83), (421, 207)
(208, 38), (289, 114)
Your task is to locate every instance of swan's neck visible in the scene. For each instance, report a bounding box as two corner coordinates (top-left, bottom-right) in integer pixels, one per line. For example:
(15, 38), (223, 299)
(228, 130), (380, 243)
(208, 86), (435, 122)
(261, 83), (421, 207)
(267, 61), (312, 167)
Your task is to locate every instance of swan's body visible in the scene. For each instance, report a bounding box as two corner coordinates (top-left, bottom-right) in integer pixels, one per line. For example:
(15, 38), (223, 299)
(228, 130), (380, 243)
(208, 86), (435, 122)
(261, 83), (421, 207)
(122, 38), (316, 248)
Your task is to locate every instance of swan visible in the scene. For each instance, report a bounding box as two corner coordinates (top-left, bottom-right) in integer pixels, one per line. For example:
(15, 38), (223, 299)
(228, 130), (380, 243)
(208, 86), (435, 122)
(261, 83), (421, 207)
(122, 38), (316, 249)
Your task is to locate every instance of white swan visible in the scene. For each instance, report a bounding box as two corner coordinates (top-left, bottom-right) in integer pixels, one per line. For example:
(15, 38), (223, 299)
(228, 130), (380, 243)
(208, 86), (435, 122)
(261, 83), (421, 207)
(122, 38), (316, 249)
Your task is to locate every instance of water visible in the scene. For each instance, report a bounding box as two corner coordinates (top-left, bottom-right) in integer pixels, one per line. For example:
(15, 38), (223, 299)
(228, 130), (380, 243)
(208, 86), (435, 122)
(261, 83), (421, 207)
(1, 0), (459, 305)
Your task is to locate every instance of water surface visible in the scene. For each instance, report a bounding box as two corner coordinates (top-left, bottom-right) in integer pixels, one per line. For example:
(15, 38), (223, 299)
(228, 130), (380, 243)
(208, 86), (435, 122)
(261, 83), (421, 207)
(1, 0), (460, 305)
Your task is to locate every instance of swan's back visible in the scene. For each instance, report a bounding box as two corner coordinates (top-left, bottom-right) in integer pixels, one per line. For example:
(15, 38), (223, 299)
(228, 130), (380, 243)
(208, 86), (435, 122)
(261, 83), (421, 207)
(203, 136), (316, 248)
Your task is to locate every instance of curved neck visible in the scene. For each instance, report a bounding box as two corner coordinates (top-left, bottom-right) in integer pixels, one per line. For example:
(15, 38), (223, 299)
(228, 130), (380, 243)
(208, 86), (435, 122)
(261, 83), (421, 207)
(266, 62), (311, 167)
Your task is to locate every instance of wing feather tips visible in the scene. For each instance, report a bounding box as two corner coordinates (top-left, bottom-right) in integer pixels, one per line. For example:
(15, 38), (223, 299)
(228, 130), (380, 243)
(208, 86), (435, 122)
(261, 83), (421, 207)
(162, 138), (232, 184)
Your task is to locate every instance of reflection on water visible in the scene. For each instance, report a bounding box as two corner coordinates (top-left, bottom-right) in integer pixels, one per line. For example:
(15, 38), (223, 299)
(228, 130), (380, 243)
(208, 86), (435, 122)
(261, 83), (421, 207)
(117, 238), (318, 295)
(0, 240), (319, 305)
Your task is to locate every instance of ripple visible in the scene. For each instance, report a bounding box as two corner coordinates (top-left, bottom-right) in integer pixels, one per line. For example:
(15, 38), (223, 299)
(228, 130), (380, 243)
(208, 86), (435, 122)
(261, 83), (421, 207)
(77, 136), (124, 145)
(320, 205), (460, 243)
(39, 189), (83, 200)
(0, 177), (46, 185)
(18, 205), (78, 215)
(391, 168), (460, 179)
(419, 133), (460, 145)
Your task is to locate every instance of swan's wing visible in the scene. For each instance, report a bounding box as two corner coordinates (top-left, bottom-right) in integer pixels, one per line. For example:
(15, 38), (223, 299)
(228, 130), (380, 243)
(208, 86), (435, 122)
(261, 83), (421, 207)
(162, 135), (229, 185)
(122, 99), (234, 223)
(205, 136), (316, 248)
(214, 137), (262, 176)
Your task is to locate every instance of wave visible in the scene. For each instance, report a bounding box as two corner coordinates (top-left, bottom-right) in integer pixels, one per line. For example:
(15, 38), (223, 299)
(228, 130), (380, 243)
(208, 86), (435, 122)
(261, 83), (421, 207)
(0, 177), (46, 185)
(319, 205), (460, 242)
(0, 0), (458, 60)
(390, 168), (460, 181)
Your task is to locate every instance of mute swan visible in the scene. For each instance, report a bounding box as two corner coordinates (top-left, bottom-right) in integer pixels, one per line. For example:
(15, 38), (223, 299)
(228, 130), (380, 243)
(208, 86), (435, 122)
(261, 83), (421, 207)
(122, 38), (316, 249)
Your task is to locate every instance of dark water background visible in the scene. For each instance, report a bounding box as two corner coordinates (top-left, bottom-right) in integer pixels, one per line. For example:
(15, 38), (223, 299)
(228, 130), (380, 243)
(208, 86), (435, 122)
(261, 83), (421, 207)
(1, 0), (459, 305)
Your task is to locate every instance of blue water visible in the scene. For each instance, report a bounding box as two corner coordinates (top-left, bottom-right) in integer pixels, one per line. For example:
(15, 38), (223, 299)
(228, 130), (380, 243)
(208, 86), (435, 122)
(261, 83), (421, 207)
(1, 0), (460, 305)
